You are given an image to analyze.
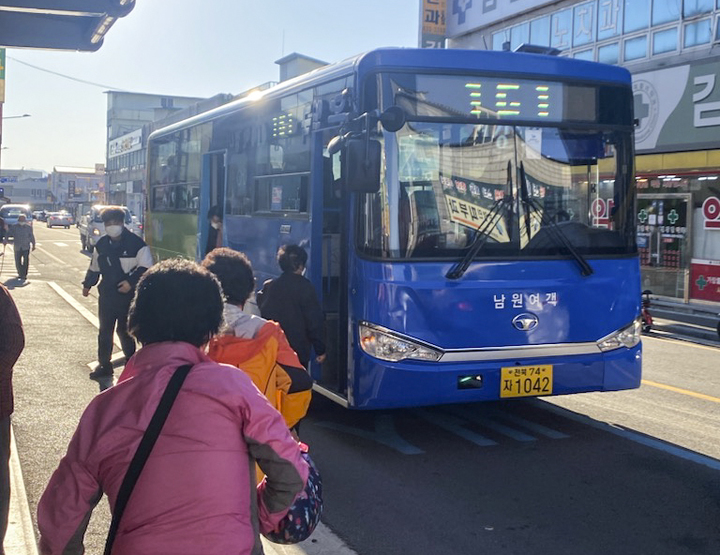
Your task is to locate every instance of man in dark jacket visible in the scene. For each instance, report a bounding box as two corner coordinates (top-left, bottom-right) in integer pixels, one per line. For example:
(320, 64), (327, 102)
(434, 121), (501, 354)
(257, 244), (326, 368)
(82, 207), (154, 381)
(8, 214), (35, 282)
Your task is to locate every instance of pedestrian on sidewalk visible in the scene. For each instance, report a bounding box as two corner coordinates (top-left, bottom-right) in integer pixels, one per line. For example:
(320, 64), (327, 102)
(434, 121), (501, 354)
(0, 283), (25, 555)
(257, 244), (326, 369)
(6, 214), (35, 282)
(82, 206), (153, 381)
(38, 259), (309, 555)
(203, 248), (313, 431)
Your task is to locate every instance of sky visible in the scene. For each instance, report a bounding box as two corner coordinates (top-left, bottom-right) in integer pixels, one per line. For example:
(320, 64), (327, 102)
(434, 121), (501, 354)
(2, 0), (420, 174)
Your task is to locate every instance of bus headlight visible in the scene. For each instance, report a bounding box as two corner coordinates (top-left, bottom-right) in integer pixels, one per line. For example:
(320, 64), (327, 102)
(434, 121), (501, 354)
(597, 319), (642, 352)
(359, 322), (442, 362)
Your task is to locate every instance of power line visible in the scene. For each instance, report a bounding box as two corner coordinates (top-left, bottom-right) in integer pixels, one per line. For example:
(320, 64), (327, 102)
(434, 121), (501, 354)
(7, 55), (128, 91)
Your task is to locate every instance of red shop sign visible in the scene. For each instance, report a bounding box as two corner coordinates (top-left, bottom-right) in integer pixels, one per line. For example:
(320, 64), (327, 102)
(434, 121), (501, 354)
(690, 259), (720, 302)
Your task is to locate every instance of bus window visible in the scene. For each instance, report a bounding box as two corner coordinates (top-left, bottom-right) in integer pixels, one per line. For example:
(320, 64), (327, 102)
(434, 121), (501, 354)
(254, 174), (309, 213)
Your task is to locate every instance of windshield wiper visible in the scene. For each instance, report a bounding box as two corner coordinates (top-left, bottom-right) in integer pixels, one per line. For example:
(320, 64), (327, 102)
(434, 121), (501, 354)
(446, 162), (513, 280)
(519, 162), (594, 277)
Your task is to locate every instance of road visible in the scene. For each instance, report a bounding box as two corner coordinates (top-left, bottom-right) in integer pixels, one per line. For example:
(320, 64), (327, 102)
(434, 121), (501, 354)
(4, 224), (720, 555)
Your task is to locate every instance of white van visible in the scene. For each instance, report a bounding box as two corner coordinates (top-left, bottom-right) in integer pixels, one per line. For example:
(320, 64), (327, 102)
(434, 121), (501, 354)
(78, 205), (132, 252)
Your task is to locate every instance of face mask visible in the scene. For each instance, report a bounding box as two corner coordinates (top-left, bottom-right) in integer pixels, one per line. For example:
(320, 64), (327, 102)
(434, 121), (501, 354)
(105, 225), (123, 238)
(211, 221), (222, 230)
(19, 221), (28, 226)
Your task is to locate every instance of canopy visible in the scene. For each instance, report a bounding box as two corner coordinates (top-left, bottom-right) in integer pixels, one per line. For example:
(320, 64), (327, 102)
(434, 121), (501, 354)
(0, 0), (135, 51)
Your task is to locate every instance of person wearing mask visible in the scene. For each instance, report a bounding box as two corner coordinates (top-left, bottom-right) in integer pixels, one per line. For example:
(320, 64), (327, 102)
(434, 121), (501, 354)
(38, 259), (309, 555)
(205, 205), (223, 256)
(203, 248), (313, 431)
(82, 206), (154, 382)
(257, 244), (326, 369)
(7, 214), (35, 282)
(0, 283), (24, 555)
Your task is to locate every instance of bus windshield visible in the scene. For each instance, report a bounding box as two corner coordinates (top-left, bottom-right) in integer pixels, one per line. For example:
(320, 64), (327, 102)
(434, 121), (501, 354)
(357, 121), (635, 260)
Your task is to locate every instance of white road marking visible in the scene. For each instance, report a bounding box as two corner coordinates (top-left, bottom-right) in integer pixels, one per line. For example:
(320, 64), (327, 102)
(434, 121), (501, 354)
(47, 281), (121, 349)
(53, 242), (69, 247)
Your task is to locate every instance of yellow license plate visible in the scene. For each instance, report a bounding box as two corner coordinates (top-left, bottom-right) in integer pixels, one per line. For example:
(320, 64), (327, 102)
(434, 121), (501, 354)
(500, 365), (553, 398)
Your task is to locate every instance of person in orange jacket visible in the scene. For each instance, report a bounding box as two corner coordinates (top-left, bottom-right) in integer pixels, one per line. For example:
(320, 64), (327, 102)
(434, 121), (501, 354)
(203, 248), (313, 430)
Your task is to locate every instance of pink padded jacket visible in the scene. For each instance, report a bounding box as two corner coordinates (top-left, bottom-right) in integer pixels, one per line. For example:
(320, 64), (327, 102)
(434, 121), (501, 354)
(37, 341), (309, 555)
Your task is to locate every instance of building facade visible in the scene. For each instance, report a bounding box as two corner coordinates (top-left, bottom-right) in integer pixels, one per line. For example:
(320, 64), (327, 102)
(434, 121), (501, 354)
(443, 0), (720, 304)
(0, 168), (50, 209)
(50, 165), (106, 217)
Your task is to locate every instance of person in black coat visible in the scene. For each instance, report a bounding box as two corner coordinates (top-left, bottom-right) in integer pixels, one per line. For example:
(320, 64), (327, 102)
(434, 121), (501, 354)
(257, 244), (326, 368)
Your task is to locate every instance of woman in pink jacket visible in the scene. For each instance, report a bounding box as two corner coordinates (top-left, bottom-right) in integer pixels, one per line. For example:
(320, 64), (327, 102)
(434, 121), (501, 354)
(37, 259), (309, 555)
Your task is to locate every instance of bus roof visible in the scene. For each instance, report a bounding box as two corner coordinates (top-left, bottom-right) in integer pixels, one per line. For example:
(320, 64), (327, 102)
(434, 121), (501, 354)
(148, 47), (631, 141)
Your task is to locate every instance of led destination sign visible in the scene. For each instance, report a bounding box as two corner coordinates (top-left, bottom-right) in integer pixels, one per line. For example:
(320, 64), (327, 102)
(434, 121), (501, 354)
(388, 73), (599, 123)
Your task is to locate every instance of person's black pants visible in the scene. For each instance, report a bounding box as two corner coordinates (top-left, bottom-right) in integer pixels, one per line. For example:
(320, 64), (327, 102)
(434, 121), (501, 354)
(97, 293), (135, 373)
(0, 416), (11, 555)
(13, 249), (29, 280)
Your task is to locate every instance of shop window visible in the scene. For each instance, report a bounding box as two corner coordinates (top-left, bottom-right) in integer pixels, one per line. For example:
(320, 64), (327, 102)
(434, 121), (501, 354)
(551, 9), (572, 50)
(624, 0), (650, 33)
(598, 0), (623, 40)
(573, 1), (596, 47)
(684, 0), (713, 18)
(574, 48), (594, 61)
(684, 18), (713, 47)
(511, 22), (530, 50)
(598, 42), (619, 64)
(624, 35), (648, 60)
(492, 32), (507, 51)
(653, 27), (678, 54)
(530, 16), (551, 46)
(652, 0), (680, 26)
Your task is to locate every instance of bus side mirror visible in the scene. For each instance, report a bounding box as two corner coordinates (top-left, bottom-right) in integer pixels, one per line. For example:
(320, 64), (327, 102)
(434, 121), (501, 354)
(343, 138), (381, 193)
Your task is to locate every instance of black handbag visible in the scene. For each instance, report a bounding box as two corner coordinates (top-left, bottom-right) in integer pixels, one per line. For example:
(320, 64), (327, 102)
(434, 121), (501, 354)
(104, 364), (193, 554)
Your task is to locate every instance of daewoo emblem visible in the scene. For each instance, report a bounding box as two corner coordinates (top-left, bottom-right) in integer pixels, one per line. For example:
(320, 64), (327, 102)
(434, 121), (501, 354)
(512, 313), (539, 332)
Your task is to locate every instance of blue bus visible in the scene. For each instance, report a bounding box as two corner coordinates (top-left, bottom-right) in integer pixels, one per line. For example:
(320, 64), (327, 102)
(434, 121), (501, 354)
(146, 48), (641, 409)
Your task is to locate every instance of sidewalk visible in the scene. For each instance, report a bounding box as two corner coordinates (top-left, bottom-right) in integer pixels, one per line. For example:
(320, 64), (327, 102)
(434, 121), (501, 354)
(4, 427), (38, 555)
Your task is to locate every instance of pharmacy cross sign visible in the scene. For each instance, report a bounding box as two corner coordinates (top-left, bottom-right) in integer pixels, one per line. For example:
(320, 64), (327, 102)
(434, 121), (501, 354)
(667, 209), (680, 224)
(452, 0), (473, 24)
(696, 275), (708, 290)
(638, 208), (648, 223)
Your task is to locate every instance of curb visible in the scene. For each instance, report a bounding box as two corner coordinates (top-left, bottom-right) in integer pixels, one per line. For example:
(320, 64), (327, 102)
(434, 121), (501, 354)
(4, 425), (38, 555)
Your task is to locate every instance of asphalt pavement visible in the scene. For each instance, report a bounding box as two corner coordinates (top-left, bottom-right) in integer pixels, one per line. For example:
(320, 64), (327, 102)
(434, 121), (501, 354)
(2, 247), (718, 554)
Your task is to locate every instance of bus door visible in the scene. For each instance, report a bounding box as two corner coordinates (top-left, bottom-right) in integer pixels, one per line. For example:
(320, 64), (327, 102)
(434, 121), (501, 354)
(198, 150), (227, 260)
(637, 194), (691, 298)
(314, 130), (348, 400)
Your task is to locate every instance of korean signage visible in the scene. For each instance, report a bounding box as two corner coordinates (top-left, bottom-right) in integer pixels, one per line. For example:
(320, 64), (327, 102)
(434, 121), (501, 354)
(690, 259), (720, 303)
(0, 48), (5, 103)
(108, 128), (142, 158)
(633, 58), (720, 153)
(420, 0), (446, 48)
(68, 180), (76, 198)
(448, 0), (555, 37)
(702, 196), (720, 230)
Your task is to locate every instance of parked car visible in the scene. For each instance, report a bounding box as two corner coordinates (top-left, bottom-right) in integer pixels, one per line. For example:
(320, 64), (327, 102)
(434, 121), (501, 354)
(129, 214), (143, 238)
(46, 212), (73, 228)
(0, 204), (32, 238)
(78, 205), (132, 252)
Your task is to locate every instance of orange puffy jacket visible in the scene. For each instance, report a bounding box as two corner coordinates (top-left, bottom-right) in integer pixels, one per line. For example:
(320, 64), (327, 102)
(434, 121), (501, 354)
(207, 320), (311, 429)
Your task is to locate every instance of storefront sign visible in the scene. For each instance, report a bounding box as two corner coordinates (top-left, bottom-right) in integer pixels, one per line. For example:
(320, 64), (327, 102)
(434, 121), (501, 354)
(420, 0), (446, 48)
(703, 196), (720, 230)
(690, 259), (720, 302)
(633, 58), (720, 153)
(447, 0), (555, 36)
(108, 128), (142, 158)
(0, 48), (6, 103)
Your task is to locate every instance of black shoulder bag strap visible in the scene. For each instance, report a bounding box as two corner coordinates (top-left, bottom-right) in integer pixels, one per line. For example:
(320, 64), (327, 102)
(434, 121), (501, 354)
(104, 364), (193, 555)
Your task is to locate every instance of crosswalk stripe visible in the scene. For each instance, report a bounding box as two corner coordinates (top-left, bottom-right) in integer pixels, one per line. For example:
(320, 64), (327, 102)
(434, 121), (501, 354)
(443, 406), (537, 442)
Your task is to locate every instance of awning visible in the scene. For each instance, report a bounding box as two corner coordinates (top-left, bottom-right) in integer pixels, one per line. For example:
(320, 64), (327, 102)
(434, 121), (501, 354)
(0, 0), (135, 51)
